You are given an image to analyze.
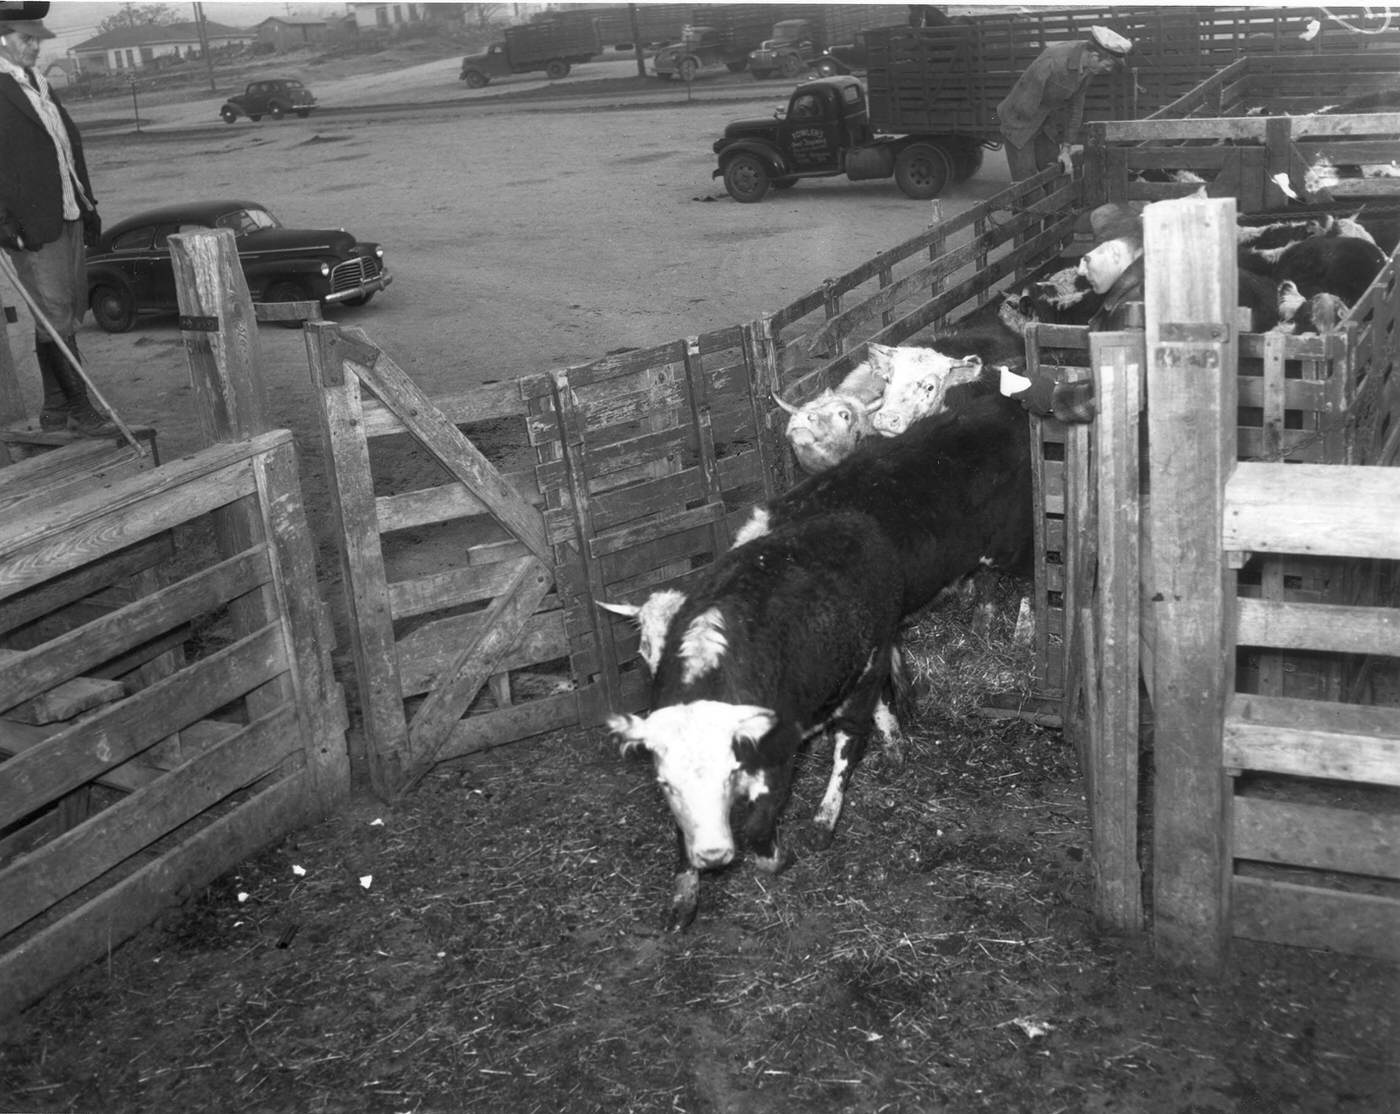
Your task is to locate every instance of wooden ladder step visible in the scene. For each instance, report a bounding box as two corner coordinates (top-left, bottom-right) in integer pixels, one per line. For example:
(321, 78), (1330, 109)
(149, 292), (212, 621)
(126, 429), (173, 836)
(1224, 692), (1400, 785)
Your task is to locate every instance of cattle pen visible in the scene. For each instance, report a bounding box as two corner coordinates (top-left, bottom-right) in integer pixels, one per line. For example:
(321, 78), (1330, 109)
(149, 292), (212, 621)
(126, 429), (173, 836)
(4, 52), (1400, 1028)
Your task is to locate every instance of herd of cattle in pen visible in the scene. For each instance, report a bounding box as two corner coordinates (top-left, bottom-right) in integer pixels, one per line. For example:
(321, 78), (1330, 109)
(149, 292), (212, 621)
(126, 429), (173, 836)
(597, 177), (1396, 930)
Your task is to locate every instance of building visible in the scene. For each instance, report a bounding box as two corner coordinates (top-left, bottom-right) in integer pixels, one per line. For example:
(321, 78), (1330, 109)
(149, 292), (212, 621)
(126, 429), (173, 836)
(68, 21), (253, 76)
(344, 3), (469, 33)
(256, 17), (330, 53)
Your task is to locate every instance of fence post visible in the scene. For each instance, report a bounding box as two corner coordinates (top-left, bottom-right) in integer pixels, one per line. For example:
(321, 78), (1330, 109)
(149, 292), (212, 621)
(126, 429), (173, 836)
(1144, 196), (1239, 969)
(168, 228), (269, 445)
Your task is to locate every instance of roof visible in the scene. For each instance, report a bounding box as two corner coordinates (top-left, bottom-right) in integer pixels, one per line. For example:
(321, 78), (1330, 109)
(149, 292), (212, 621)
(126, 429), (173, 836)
(105, 200), (266, 237)
(71, 21), (252, 53)
(257, 17), (327, 29)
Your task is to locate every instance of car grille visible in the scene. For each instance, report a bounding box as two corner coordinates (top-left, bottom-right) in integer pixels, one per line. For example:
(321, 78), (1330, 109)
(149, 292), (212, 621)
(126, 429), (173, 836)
(330, 255), (382, 293)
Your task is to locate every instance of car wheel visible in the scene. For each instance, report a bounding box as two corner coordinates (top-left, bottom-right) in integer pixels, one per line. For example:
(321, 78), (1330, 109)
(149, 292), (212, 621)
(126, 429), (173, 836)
(463, 69), (487, 88)
(545, 59), (570, 79)
(678, 57), (698, 82)
(779, 54), (804, 78)
(264, 280), (312, 328)
(268, 101), (286, 119)
(90, 284), (137, 334)
(894, 142), (952, 200)
(723, 153), (771, 203)
(295, 109), (310, 119)
(220, 106), (237, 124)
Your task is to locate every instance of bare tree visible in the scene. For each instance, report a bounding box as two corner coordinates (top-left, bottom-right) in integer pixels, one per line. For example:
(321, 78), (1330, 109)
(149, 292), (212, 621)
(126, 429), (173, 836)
(97, 4), (181, 34)
(463, 4), (506, 31)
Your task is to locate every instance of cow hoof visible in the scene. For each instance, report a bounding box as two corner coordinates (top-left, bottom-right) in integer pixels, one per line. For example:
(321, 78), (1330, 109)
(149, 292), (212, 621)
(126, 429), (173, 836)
(666, 900), (698, 933)
(805, 824), (837, 852)
(753, 845), (795, 875)
(882, 736), (908, 768)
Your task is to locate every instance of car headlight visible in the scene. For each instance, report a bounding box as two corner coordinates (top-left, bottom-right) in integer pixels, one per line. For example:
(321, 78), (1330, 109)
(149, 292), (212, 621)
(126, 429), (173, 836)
(320, 262), (331, 276)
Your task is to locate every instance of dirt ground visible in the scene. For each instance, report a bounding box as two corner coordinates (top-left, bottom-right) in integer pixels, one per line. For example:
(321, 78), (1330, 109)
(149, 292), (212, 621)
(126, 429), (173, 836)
(2, 50), (1398, 1114)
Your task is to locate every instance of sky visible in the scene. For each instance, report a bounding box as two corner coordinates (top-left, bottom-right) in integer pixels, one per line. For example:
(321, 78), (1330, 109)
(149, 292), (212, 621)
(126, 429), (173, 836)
(39, 1), (351, 53)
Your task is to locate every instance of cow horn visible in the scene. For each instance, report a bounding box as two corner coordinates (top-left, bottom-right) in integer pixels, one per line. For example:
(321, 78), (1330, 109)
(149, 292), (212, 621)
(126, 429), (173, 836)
(596, 599), (641, 619)
(771, 390), (802, 415)
(864, 396), (885, 413)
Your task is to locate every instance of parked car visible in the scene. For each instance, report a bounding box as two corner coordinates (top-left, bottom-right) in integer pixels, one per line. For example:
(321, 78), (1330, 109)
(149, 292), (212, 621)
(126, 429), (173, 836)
(85, 200), (392, 333)
(219, 78), (316, 123)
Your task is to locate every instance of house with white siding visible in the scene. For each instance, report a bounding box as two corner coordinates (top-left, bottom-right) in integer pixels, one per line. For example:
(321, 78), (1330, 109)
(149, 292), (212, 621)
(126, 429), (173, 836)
(68, 21), (253, 76)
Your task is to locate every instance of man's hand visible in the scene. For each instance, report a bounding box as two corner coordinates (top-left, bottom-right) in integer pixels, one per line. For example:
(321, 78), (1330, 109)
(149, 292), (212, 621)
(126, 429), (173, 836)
(1057, 144), (1075, 176)
(82, 207), (102, 248)
(0, 212), (29, 252)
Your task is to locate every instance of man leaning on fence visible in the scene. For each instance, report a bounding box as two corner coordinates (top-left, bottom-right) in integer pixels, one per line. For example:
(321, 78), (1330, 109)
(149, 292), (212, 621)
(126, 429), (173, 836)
(997, 26), (1132, 182)
(0, 3), (117, 436)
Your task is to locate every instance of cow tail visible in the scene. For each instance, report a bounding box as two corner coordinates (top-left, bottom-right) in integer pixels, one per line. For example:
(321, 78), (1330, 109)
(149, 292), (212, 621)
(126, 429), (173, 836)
(887, 644), (918, 727)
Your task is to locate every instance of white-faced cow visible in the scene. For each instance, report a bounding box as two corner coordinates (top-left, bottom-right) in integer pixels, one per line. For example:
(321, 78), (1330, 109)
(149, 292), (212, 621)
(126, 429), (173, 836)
(596, 588), (687, 673)
(867, 341), (992, 437)
(734, 393), (1034, 619)
(609, 510), (905, 930)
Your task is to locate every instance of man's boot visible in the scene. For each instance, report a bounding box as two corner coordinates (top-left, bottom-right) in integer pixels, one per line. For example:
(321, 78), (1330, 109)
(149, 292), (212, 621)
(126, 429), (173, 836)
(36, 339), (70, 431)
(43, 336), (118, 437)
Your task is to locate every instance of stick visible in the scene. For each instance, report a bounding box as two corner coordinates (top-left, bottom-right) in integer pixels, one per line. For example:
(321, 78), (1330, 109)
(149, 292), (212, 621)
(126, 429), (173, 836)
(0, 251), (146, 456)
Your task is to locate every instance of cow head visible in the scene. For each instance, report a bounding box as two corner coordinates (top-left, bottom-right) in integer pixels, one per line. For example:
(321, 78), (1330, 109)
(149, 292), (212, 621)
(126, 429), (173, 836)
(609, 702), (778, 869)
(596, 588), (687, 673)
(866, 342), (984, 436)
(1276, 279), (1306, 323)
(775, 387), (880, 473)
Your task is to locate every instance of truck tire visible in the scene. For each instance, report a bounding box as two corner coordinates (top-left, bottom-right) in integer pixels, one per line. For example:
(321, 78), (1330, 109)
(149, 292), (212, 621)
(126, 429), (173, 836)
(779, 53), (804, 78)
(678, 57), (699, 82)
(546, 59), (570, 79)
(952, 142), (984, 183)
(894, 143), (952, 200)
(463, 69), (488, 88)
(723, 153), (772, 203)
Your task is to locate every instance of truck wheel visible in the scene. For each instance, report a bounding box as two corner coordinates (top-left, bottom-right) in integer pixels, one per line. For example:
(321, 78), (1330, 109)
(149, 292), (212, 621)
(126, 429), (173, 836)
(894, 143), (952, 200)
(952, 143), (984, 182)
(546, 59), (570, 79)
(723, 154), (772, 203)
(463, 69), (488, 88)
(678, 57), (699, 82)
(779, 54), (804, 78)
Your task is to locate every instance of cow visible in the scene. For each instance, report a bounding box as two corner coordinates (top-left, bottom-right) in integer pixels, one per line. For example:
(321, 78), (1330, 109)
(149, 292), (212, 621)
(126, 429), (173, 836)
(609, 510), (906, 930)
(773, 355), (891, 473)
(1274, 279), (1350, 335)
(1238, 216), (1329, 275)
(596, 588), (687, 673)
(866, 341), (991, 437)
(998, 265), (1105, 337)
(734, 393), (1034, 619)
(1273, 233), (1387, 305)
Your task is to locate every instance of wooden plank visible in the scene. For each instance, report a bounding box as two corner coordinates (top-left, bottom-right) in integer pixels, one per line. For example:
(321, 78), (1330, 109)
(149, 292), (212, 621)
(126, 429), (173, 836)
(1236, 597), (1400, 656)
(1224, 692), (1400, 786)
(0, 624), (287, 828)
(0, 718), (160, 796)
(396, 610), (567, 697)
(358, 378), (535, 437)
(1234, 795), (1400, 880)
(0, 440), (149, 513)
(0, 768), (310, 1018)
(1225, 462), (1400, 559)
(1232, 875), (1400, 961)
(1087, 333), (1144, 933)
(1144, 196), (1238, 969)
(434, 687), (581, 760)
(0, 705), (299, 939)
(305, 323), (407, 797)
(374, 466), (542, 533)
(0, 648), (123, 725)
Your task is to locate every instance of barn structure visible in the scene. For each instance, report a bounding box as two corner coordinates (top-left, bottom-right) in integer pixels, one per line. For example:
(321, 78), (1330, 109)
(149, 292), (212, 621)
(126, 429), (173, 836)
(2, 12), (1399, 1015)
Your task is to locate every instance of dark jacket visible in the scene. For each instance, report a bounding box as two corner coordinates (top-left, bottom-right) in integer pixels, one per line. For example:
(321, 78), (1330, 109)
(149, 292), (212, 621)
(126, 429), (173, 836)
(0, 71), (95, 248)
(996, 41), (1095, 149)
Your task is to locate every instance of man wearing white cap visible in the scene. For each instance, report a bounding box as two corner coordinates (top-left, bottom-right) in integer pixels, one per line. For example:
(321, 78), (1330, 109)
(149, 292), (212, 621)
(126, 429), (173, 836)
(997, 26), (1132, 182)
(0, 2), (116, 435)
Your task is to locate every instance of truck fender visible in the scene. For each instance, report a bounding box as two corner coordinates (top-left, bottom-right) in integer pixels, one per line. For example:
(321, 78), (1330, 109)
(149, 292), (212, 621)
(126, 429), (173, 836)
(712, 140), (789, 180)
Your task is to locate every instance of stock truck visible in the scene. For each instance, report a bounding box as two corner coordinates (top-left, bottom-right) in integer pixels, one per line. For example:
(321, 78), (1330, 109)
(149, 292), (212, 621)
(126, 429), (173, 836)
(652, 5), (781, 81)
(459, 15), (602, 86)
(746, 6), (906, 80)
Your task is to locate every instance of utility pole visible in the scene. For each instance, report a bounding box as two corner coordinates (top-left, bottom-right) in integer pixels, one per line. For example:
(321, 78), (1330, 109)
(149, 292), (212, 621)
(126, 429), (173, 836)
(192, 1), (215, 93)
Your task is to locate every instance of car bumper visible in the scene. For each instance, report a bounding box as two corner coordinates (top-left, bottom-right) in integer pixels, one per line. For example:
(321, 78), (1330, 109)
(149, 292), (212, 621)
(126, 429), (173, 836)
(323, 269), (393, 304)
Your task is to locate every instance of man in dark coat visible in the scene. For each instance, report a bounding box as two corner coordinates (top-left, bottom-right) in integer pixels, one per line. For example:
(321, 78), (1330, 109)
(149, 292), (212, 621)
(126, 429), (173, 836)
(0, 6), (116, 435)
(997, 26), (1132, 181)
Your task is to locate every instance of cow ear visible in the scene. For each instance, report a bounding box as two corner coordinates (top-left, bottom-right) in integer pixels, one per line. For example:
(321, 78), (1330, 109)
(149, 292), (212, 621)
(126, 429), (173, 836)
(731, 707), (777, 747)
(607, 713), (654, 758)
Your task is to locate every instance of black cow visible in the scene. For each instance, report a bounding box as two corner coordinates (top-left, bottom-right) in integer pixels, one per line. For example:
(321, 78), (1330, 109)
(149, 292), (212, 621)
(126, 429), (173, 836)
(609, 510), (905, 930)
(1274, 233), (1388, 304)
(734, 393), (1034, 617)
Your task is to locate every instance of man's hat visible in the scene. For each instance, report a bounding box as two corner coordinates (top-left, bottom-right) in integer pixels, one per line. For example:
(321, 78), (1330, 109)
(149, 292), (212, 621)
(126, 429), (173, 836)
(0, 1), (53, 39)
(1089, 26), (1132, 57)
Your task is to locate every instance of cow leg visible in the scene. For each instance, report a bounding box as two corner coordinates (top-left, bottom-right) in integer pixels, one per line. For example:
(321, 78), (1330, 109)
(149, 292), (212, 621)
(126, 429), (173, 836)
(667, 827), (701, 932)
(811, 722), (872, 850)
(873, 697), (906, 766)
(742, 755), (795, 875)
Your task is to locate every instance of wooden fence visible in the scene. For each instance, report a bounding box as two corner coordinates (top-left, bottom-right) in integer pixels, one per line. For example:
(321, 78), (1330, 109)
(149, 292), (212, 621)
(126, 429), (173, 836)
(0, 230), (348, 1016)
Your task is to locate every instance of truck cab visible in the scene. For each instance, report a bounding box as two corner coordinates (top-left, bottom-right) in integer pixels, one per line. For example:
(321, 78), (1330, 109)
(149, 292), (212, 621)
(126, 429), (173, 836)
(747, 19), (819, 80)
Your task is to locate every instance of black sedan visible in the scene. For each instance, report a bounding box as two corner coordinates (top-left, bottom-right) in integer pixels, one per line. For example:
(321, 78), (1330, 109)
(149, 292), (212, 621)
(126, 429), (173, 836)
(85, 200), (393, 333)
